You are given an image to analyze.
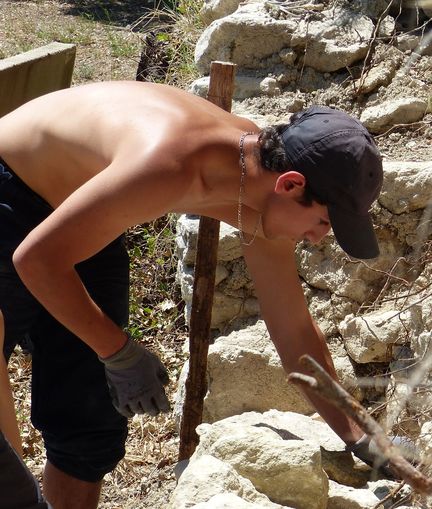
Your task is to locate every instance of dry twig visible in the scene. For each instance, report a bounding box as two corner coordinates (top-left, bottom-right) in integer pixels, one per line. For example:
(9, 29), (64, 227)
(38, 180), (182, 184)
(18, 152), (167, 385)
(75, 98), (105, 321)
(288, 355), (432, 495)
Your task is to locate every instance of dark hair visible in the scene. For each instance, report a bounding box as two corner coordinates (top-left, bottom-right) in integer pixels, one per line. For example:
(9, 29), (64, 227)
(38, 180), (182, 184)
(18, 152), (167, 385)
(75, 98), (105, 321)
(258, 122), (325, 206)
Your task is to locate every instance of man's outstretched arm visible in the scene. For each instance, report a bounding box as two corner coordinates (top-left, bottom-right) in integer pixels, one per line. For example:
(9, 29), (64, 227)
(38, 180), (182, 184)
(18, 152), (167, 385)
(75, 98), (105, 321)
(243, 236), (363, 445)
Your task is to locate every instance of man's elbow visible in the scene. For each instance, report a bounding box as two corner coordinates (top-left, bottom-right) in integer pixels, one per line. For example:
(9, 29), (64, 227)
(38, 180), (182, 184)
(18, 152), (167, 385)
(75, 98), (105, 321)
(12, 242), (44, 286)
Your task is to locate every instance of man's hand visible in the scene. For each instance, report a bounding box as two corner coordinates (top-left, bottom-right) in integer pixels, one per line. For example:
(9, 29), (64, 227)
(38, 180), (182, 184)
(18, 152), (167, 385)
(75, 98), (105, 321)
(99, 335), (170, 418)
(348, 434), (417, 477)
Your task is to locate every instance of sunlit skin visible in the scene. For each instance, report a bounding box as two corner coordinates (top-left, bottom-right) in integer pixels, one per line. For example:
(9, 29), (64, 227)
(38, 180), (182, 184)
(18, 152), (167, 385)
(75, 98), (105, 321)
(0, 82), (365, 509)
(259, 171), (331, 244)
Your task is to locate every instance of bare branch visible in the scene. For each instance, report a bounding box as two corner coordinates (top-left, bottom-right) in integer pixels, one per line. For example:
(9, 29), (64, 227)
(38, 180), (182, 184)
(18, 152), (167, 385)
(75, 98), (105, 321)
(288, 355), (432, 495)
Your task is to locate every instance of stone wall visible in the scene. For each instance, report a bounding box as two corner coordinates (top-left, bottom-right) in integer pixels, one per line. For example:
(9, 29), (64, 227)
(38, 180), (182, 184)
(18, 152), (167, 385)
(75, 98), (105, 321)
(173, 1), (432, 507)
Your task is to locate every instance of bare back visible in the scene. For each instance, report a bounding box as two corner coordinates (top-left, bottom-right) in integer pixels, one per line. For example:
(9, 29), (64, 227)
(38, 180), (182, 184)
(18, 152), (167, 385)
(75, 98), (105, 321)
(0, 81), (256, 212)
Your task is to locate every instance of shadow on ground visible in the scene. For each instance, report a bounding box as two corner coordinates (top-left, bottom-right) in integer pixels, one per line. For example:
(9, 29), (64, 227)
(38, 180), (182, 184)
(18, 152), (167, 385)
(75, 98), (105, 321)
(62, 0), (174, 27)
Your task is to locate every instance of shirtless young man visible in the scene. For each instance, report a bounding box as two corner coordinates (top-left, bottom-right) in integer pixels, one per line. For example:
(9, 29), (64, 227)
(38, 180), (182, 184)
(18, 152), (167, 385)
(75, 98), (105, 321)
(0, 80), (383, 508)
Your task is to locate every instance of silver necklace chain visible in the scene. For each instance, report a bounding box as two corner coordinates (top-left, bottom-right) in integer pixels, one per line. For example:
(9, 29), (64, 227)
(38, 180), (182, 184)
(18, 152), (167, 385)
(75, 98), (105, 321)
(238, 132), (261, 246)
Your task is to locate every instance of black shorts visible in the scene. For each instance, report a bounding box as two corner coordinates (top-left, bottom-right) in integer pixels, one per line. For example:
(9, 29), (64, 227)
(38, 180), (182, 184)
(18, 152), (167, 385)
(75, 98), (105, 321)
(0, 159), (129, 482)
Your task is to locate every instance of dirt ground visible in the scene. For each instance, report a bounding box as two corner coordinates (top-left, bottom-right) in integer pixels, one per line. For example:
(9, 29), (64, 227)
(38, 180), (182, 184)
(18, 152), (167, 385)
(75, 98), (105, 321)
(0, 1), (431, 508)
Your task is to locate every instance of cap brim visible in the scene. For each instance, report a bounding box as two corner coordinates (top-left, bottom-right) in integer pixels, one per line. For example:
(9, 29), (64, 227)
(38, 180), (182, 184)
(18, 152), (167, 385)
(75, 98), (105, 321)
(328, 205), (379, 259)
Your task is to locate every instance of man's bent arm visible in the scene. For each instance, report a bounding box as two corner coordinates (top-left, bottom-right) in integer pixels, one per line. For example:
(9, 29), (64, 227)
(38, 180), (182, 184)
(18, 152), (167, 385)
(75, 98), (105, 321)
(243, 236), (363, 445)
(12, 158), (181, 358)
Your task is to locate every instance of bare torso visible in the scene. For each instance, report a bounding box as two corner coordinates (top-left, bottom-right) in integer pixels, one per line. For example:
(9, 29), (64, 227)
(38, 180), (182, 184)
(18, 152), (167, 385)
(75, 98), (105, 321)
(0, 81), (257, 219)
(0, 82), (364, 445)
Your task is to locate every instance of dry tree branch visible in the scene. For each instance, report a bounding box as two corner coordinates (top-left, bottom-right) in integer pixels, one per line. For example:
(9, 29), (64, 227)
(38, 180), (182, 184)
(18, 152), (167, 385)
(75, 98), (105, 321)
(371, 480), (407, 509)
(288, 355), (432, 495)
(374, 121), (430, 138)
(356, 0), (395, 94)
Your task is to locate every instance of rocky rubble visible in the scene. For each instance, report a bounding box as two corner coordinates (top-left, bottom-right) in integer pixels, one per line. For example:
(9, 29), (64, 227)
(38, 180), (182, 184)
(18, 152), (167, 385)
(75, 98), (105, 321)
(173, 1), (432, 507)
(170, 411), (414, 509)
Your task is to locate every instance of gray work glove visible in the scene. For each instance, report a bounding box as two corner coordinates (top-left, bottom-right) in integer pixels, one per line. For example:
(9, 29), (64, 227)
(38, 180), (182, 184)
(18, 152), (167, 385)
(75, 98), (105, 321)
(99, 335), (170, 418)
(347, 434), (417, 478)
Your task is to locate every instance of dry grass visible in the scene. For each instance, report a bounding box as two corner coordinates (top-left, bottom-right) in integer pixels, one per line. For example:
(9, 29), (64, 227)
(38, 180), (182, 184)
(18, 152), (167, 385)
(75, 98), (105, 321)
(0, 1), (196, 506)
(0, 0), (144, 83)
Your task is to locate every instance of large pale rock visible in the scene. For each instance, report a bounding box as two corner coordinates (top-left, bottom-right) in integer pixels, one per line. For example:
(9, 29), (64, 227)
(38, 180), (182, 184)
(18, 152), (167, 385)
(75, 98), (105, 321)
(339, 309), (412, 363)
(190, 74), (281, 100)
(202, 321), (314, 422)
(176, 215), (258, 329)
(176, 215), (242, 265)
(196, 411), (370, 489)
(196, 4), (373, 75)
(195, 424), (329, 509)
(191, 493), (288, 508)
(360, 97), (428, 133)
(168, 455), (284, 509)
(290, 8), (373, 72)
(195, 3), (298, 74)
(296, 230), (401, 304)
(354, 45), (402, 94)
(173, 412), (413, 508)
(327, 480), (382, 509)
(201, 0), (243, 25)
(378, 161), (432, 214)
(175, 322), (362, 434)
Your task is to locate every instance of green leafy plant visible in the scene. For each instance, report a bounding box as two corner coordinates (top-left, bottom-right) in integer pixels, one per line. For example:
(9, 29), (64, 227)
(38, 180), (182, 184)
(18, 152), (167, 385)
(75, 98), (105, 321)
(127, 215), (185, 339)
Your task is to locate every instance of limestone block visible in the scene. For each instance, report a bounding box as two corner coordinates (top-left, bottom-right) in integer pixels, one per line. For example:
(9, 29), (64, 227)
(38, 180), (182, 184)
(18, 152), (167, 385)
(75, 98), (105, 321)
(360, 97), (427, 133)
(178, 274), (258, 329)
(196, 4), (374, 75)
(174, 325), (361, 432)
(377, 15), (396, 38)
(198, 409), (343, 448)
(202, 321), (314, 422)
(396, 34), (422, 52)
(194, 425), (329, 509)
(190, 74), (281, 99)
(354, 46), (402, 94)
(177, 412), (413, 507)
(296, 233), (400, 304)
(339, 309), (411, 363)
(176, 215), (242, 265)
(196, 411), (367, 488)
(195, 3), (298, 74)
(290, 8), (373, 72)
(378, 161), (432, 214)
(168, 455), (283, 509)
(201, 0), (243, 25)
(191, 492), (288, 508)
(327, 480), (382, 509)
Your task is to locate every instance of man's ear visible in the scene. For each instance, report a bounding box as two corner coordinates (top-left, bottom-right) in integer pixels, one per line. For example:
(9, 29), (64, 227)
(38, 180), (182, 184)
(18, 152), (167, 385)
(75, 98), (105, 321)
(275, 171), (306, 195)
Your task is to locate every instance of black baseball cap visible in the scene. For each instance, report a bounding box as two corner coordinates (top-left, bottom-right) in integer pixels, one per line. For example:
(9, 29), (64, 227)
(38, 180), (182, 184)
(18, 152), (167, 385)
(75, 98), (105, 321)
(281, 106), (383, 259)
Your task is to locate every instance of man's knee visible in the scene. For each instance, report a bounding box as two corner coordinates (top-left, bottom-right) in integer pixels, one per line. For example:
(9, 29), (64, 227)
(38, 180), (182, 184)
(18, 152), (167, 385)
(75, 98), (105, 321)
(43, 426), (128, 482)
